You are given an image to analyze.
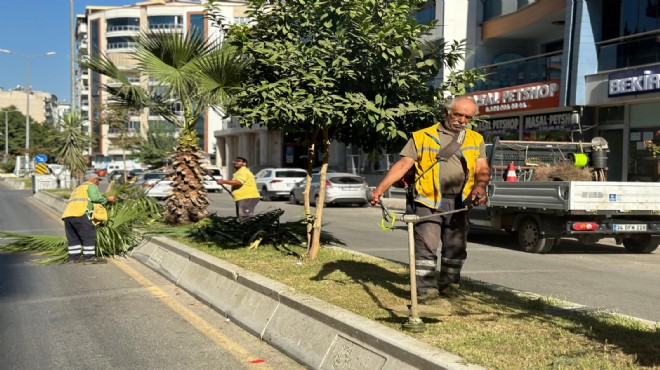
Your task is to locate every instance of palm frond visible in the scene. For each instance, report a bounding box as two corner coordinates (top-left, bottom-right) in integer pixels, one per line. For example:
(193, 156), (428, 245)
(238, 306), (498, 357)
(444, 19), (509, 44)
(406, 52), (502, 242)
(0, 186), (162, 263)
(150, 209), (344, 249)
(79, 53), (150, 109)
(194, 44), (246, 110)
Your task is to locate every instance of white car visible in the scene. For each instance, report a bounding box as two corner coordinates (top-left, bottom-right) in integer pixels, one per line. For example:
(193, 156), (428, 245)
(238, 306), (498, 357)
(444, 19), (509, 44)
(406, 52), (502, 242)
(202, 166), (224, 193)
(145, 177), (222, 198)
(145, 180), (173, 199)
(203, 175), (224, 193)
(254, 168), (307, 201)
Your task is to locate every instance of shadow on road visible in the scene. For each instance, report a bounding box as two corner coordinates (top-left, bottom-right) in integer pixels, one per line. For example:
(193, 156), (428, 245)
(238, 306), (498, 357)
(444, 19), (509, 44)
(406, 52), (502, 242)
(468, 229), (626, 254)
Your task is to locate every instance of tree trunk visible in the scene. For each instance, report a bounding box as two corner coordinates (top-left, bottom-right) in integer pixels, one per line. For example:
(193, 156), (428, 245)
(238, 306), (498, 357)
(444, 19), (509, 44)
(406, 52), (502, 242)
(162, 143), (209, 225)
(304, 142), (315, 249)
(307, 126), (330, 260)
(303, 127), (319, 251)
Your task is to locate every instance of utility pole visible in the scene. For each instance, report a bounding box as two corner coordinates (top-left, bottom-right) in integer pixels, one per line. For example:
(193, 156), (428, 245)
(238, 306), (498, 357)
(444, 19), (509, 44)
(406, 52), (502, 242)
(71, 0), (77, 112)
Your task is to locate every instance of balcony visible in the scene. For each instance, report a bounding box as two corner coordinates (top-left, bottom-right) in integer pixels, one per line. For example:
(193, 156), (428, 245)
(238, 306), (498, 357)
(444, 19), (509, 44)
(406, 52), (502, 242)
(481, 0), (565, 42)
(470, 51), (563, 91)
(149, 23), (184, 32)
(106, 24), (141, 37)
(78, 40), (88, 52)
(597, 30), (660, 72)
(107, 41), (138, 51)
(108, 128), (141, 138)
(483, 0), (539, 22)
(148, 15), (184, 33)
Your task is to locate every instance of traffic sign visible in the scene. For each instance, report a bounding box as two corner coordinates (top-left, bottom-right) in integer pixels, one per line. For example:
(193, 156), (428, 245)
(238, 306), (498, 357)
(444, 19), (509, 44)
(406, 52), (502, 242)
(35, 163), (48, 175)
(34, 154), (48, 164)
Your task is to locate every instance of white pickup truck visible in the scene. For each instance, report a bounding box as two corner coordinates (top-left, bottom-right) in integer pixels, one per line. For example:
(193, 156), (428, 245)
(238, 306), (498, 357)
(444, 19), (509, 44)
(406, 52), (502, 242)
(469, 138), (660, 254)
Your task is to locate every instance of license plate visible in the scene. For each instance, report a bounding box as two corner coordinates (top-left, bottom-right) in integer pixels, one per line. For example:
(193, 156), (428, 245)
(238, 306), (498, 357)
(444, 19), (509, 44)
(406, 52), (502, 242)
(613, 224), (647, 231)
(341, 187), (358, 191)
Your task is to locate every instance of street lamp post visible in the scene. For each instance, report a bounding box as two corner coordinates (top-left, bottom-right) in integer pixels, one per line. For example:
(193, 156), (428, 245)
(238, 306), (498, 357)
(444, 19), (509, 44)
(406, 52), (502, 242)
(0, 49), (56, 176)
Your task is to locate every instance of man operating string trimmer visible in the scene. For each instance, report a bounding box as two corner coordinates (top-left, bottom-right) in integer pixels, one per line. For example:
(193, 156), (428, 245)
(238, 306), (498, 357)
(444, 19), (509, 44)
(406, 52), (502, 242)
(371, 96), (491, 304)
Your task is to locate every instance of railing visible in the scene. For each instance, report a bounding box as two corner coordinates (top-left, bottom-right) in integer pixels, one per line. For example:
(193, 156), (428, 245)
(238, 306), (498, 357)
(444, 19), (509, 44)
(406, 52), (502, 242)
(469, 51), (563, 91)
(107, 42), (138, 50)
(107, 25), (140, 33)
(483, 0), (537, 22)
(149, 23), (183, 31)
(597, 30), (660, 71)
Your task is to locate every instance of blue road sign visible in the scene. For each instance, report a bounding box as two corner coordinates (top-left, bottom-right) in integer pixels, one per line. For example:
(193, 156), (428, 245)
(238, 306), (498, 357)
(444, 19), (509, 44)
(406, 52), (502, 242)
(34, 154), (48, 164)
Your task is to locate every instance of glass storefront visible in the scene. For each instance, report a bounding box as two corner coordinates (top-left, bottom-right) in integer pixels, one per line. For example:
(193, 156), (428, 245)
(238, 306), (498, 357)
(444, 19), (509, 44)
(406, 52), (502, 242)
(628, 102), (660, 181)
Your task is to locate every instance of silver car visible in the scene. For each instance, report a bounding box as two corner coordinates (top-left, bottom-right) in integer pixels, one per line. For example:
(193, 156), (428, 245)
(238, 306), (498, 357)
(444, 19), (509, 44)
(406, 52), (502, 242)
(255, 168), (307, 201)
(289, 172), (371, 207)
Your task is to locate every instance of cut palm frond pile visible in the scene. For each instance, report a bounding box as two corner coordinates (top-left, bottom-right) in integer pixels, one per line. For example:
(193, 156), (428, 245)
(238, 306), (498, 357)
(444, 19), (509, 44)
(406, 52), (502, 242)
(530, 161), (594, 181)
(147, 209), (344, 250)
(0, 185), (162, 263)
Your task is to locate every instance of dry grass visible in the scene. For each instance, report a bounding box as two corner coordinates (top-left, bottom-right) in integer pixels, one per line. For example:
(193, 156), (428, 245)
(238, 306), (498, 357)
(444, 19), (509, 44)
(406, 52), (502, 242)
(530, 161), (594, 181)
(173, 238), (660, 370)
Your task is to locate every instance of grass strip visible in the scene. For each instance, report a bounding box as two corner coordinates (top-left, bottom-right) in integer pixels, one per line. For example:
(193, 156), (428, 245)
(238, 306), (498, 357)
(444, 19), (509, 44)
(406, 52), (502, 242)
(171, 236), (659, 369)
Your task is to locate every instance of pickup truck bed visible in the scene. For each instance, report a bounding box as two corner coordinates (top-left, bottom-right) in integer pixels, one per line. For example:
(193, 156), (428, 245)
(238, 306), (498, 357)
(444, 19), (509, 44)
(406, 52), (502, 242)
(470, 139), (660, 254)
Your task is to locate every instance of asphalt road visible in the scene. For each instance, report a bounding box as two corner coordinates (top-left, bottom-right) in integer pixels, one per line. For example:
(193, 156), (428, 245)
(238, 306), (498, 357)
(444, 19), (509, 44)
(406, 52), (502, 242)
(0, 187), (303, 370)
(206, 191), (660, 323)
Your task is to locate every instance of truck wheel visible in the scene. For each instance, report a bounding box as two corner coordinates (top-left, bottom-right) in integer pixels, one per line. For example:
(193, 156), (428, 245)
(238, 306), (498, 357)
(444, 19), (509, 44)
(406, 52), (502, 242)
(517, 218), (554, 254)
(623, 236), (658, 253)
(260, 187), (271, 201)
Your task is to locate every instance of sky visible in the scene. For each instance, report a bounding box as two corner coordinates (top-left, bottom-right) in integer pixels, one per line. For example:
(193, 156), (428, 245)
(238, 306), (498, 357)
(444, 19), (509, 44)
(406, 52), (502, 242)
(0, 0), (135, 104)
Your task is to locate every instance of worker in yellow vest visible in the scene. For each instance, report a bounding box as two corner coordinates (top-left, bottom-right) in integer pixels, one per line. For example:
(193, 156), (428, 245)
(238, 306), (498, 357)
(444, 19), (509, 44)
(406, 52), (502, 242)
(371, 96), (491, 300)
(61, 173), (115, 263)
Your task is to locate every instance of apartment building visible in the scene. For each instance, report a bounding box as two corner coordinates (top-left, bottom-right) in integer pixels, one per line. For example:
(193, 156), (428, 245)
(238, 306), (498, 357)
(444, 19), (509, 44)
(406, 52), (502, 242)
(75, 0), (246, 167)
(0, 88), (58, 125)
(458, 0), (660, 181)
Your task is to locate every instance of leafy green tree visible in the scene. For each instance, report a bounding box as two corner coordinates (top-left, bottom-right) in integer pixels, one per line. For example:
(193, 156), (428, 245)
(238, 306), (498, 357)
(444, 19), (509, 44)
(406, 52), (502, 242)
(222, 0), (481, 259)
(0, 107), (24, 165)
(52, 112), (91, 186)
(137, 121), (177, 168)
(80, 30), (245, 225)
(98, 105), (144, 183)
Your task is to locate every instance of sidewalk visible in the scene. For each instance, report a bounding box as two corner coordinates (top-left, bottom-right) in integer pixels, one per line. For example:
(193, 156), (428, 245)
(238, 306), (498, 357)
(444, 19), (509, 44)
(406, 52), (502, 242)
(31, 190), (482, 370)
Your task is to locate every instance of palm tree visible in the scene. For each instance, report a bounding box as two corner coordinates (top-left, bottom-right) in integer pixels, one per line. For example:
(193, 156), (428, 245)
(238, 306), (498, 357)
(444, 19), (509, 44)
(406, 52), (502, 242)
(80, 30), (244, 225)
(54, 112), (90, 187)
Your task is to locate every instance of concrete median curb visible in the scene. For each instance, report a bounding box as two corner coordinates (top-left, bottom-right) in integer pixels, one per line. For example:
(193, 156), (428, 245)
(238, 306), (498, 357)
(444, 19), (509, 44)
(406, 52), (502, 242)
(0, 177), (26, 190)
(30, 192), (480, 368)
(130, 235), (483, 369)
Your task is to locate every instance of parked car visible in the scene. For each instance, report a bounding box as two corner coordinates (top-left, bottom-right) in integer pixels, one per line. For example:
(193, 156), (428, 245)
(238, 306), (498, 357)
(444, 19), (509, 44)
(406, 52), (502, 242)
(134, 170), (170, 189)
(203, 166), (224, 181)
(289, 172), (371, 207)
(127, 168), (144, 181)
(203, 175), (224, 193)
(145, 180), (173, 199)
(255, 168), (307, 201)
(108, 170), (124, 182)
(202, 166), (224, 193)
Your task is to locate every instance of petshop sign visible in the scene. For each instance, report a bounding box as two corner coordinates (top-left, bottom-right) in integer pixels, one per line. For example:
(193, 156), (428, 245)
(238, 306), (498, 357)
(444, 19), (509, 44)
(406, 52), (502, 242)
(466, 81), (561, 114)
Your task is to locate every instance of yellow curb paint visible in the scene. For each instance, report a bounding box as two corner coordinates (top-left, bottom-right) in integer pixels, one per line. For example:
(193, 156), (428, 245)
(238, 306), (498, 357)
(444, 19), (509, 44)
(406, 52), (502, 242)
(112, 258), (273, 369)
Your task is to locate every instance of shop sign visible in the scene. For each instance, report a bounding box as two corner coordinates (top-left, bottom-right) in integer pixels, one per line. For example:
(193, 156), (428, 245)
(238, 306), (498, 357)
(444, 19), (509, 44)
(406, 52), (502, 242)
(522, 111), (573, 141)
(608, 66), (660, 97)
(477, 117), (520, 142)
(466, 81), (560, 114)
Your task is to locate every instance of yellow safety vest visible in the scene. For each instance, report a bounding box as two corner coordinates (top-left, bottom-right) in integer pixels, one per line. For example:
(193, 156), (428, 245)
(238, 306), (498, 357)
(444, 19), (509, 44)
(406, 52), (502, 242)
(411, 123), (484, 209)
(61, 184), (91, 219)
